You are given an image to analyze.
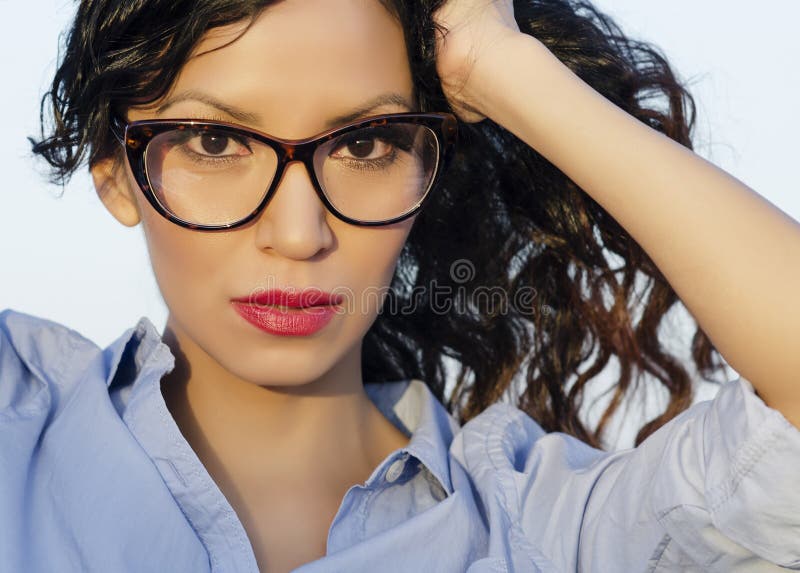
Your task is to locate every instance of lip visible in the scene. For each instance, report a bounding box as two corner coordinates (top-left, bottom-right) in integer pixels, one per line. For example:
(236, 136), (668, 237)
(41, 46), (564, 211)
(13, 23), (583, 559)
(230, 288), (343, 336)
(232, 288), (344, 308)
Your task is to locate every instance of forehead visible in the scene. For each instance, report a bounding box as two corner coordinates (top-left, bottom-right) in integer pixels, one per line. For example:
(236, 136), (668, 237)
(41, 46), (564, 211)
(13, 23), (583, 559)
(141, 0), (413, 138)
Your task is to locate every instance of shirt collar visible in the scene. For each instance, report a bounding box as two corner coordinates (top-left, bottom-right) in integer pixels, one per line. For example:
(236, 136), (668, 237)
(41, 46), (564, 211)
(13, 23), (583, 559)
(104, 317), (174, 416)
(103, 316), (460, 497)
(364, 379), (459, 496)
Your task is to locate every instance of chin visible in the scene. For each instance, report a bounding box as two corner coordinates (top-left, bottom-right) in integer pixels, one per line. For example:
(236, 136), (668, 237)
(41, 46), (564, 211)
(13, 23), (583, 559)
(213, 337), (350, 386)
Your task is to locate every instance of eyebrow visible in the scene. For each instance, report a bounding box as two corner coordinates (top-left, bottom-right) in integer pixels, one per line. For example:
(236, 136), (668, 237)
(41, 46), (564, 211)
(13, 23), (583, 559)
(325, 93), (415, 128)
(156, 90), (261, 123)
(155, 90), (415, 130)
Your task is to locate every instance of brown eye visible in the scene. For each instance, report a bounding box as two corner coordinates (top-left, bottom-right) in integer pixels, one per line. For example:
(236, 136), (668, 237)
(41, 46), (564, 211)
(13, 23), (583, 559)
(331, 135), (393, 162)
(200, 133), (230, 155)
(346, 139), (376, 158)
(182, 130), (252, 159)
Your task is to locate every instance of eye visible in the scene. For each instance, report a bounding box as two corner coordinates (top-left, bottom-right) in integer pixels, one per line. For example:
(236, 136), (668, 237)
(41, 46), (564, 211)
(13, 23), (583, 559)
(185, 131), (251, 157)
(330, 136), (394, 161)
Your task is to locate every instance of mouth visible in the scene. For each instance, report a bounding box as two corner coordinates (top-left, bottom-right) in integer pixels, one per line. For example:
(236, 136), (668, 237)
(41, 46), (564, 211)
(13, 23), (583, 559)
(230, 288), (344, 336)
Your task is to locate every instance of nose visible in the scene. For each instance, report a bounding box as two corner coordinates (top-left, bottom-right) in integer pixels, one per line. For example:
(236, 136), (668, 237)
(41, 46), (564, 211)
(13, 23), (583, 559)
(253, 160), (334, 260)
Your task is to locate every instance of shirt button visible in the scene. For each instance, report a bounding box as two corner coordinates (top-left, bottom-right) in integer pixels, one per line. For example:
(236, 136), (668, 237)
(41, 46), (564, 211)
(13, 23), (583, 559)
(385, 454), (408, 483)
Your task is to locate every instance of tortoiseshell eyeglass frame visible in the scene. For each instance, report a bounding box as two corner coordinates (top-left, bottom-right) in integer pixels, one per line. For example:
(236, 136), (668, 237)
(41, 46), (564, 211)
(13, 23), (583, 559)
(109, 111), (459, 230)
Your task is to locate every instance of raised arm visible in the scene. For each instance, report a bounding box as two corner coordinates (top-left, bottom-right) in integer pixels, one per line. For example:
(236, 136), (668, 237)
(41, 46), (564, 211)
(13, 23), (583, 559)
(433, 1), (800, 428)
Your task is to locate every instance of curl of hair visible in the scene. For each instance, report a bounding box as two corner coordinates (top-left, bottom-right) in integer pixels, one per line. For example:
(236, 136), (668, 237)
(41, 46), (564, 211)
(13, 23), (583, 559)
(32, 0), (728, 448)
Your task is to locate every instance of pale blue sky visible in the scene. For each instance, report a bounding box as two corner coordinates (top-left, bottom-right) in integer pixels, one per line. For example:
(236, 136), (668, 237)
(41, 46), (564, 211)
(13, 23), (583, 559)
(2, 2), (798, 445)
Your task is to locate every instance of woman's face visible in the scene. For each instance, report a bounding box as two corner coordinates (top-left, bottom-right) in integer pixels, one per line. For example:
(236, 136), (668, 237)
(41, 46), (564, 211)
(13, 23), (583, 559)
(93, 0), (416, 388)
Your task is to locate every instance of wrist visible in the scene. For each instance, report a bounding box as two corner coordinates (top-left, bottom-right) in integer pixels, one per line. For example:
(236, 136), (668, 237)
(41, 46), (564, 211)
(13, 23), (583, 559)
(465, 32), (552, 120)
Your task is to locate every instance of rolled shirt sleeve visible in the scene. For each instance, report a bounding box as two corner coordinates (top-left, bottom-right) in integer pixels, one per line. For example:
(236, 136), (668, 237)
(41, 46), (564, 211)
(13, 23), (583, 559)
(575, 376), (799, 570)
(650, 376), (800, 569)
(452, 376), (800, 571)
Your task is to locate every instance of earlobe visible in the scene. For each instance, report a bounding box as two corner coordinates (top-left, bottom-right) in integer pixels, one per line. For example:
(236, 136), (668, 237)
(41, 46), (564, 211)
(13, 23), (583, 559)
(90, 157), (141, 227)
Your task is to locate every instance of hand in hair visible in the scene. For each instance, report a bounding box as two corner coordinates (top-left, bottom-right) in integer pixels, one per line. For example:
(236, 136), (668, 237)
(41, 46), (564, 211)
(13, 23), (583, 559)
(432, 0), (521, 123)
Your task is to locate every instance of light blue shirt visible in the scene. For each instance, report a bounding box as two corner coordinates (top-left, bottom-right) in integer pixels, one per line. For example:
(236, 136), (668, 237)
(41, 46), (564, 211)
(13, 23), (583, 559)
(1, 308), (798, 572)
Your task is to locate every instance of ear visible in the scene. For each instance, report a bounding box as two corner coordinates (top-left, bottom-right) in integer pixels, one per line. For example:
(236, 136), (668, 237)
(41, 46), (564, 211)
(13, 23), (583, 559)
(90, 156), (142, 227)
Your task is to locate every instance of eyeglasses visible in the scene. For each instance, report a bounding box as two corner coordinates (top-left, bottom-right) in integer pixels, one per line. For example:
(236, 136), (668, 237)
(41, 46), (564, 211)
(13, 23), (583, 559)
(109, 111), (458, 229)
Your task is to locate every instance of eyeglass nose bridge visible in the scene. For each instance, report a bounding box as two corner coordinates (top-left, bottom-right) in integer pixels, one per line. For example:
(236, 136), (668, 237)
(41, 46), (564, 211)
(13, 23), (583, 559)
(253, 137), (339, 224)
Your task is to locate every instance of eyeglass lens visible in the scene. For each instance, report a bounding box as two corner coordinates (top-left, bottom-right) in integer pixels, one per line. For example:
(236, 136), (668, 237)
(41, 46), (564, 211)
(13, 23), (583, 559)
(143, 122), (441, 225)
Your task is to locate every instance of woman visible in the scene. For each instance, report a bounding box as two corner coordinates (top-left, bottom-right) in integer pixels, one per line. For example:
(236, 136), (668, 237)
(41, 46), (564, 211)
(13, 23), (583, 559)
(2, 0), (798, 571)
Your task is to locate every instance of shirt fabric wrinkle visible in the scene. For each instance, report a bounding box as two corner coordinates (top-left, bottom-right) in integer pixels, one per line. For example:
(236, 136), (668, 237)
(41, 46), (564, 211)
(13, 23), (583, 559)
(1, 308), (798, 573)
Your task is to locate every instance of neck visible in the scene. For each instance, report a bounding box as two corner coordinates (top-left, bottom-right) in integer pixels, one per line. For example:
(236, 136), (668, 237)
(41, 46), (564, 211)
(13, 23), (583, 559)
(159, 318), (409, 496)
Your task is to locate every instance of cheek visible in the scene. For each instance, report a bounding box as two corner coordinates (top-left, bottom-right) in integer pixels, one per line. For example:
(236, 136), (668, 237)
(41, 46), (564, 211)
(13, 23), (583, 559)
(339, 223), (412, 311)
(138, 209), (230, 309)
(125, 170), (228, 300)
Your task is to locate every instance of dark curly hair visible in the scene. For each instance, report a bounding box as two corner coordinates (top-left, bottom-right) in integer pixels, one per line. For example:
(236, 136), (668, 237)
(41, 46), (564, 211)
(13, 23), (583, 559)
(32, 0), (729, 448)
